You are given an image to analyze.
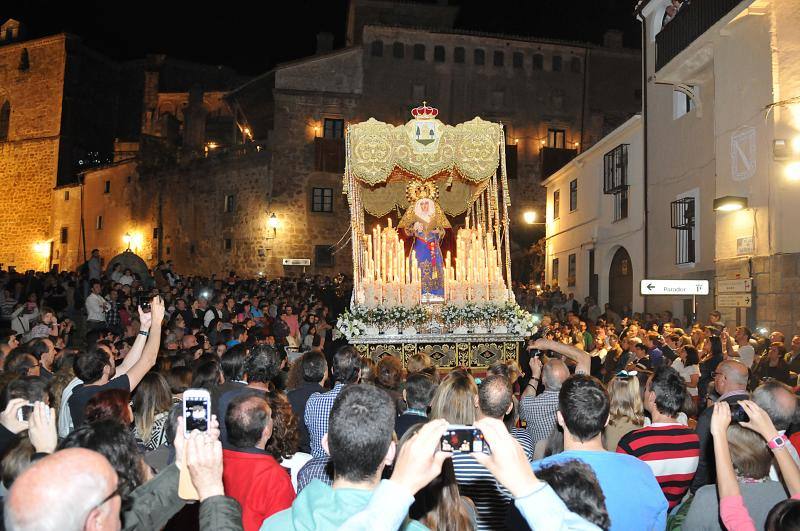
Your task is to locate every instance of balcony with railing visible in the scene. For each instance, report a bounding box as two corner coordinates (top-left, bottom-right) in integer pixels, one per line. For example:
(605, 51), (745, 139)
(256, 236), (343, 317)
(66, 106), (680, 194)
(656, 0), (746, 71)
(540, 147), (578, 181)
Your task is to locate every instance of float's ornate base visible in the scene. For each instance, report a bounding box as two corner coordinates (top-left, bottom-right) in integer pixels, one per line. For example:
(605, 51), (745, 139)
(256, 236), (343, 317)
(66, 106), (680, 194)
(351, 333), (522, 369)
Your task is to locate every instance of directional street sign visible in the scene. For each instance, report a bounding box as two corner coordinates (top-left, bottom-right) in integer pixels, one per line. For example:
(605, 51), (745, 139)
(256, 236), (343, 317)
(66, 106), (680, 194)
(717, 293), (752, 308)
(717, 278), (752, 293)
(640, 279), (710, 296)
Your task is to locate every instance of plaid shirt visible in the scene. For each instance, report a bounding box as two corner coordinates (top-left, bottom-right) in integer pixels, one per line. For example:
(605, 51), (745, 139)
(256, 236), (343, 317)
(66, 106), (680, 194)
(105, 300), (120, 328)
(519, 389), (560, 443)
(304, 382), (345, 457)
(296, 455), (332, 493)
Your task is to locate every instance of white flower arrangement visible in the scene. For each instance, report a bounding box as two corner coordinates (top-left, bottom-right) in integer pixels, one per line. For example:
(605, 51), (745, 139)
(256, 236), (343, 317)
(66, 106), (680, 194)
(334, 310), (368, 340)
(334, 302), (538, 339)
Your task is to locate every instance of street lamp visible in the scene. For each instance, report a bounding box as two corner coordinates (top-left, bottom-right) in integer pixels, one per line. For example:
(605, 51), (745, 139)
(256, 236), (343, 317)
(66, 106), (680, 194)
(267, 213), (279, 238)
(523, 211), (537, 224)
(123, 232), (132, 250)
(713, 196), (748, 212)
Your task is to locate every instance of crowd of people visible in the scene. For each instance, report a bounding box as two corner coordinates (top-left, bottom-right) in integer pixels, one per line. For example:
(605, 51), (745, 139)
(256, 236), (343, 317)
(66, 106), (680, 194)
(0, 260), (799, 530)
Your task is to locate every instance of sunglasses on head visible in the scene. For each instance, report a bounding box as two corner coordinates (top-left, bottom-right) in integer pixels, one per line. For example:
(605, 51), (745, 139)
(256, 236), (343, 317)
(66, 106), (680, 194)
(616, 370), (638, 380)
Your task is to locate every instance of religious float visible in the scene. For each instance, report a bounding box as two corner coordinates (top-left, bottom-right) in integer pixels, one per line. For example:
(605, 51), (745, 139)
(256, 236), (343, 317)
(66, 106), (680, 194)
(335, 104), (537, 369)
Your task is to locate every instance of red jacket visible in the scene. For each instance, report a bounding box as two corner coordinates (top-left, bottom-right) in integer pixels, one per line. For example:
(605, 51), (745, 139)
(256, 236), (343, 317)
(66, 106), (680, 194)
(222, 448), (295, 531)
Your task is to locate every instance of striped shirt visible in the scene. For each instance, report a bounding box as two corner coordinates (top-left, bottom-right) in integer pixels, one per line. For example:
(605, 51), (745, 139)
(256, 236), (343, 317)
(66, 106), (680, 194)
(616, 423), (700, 509)
(451, 452), (512, 530)
(511, 427), (535, 461)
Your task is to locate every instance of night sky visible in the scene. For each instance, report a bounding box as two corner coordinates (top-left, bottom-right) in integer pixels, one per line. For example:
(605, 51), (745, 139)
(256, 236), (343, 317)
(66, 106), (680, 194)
(3, 0), (640, 76)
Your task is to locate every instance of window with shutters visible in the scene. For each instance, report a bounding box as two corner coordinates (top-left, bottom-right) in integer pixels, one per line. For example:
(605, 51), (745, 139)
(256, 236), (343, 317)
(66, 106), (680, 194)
(568, 254), (576, 286)
(312, 188), (333, 213)
(553, 190), (560, 220)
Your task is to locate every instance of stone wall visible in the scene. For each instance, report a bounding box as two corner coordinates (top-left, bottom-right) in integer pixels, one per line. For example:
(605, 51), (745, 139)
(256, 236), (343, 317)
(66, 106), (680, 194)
(716, 255), (800, 334)
(0, 35), (66, 271)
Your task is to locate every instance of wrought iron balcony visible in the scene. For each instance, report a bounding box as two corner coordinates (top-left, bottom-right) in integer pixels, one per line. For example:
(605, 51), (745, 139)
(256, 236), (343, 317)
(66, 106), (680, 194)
(656, 0), (744, 71)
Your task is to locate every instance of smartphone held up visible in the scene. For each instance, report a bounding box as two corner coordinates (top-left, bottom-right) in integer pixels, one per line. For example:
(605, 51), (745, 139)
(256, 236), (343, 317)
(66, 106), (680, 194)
(440, 425), (488, 453)
(183, 388), (211, 436)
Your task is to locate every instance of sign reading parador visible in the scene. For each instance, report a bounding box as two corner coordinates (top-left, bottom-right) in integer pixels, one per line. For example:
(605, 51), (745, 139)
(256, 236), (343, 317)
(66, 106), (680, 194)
(640, 279), (709, 296)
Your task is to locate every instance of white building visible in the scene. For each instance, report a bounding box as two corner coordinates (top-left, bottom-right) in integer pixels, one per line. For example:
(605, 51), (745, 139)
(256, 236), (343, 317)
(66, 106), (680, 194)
(637, 0), (800, 330)
(544, 115), (644, 314)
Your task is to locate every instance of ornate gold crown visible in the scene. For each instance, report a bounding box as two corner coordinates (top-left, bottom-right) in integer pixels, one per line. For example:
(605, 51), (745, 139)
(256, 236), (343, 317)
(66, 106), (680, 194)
(406, 180), (439, 203)
(410, 101), (439, 120)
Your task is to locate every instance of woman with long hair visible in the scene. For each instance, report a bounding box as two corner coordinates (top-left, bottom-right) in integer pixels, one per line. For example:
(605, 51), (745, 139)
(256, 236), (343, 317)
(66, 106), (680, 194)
(266, 392), (311, 492)
(603, 373), (645, 451)
(429, 370), (479, 425)
(133, 372), (173, 450)
(375, 355), (406, 414)
(429, 370), (514, 529)
(398, 423), (476, 530)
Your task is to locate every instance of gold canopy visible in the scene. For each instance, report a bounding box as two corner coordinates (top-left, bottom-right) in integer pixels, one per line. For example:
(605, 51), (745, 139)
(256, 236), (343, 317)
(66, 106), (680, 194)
(348, 117), (502, 186)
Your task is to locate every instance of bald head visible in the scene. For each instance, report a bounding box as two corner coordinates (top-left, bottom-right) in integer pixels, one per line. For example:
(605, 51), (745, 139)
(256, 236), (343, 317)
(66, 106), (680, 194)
(716, 360), (749, 395)
(5, 448), (119, 531)
(543, 359), (569, 391)
(478, 375), (513, 419)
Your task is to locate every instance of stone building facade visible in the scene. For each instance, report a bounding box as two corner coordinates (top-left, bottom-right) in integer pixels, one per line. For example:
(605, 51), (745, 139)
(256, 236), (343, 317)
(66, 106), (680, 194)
(2, 3), (642, 278)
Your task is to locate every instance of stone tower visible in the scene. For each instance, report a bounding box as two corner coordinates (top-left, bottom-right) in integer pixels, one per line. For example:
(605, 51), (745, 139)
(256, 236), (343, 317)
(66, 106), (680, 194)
(0, 20), (65, 271)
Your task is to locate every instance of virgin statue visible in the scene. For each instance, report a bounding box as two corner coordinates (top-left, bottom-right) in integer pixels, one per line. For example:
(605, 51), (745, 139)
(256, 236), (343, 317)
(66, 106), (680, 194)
(399, 181), (450, 301)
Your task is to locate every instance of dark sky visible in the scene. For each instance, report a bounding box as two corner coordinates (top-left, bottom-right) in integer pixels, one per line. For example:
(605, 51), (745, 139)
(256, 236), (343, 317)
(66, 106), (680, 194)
(3, 0), (640, 76)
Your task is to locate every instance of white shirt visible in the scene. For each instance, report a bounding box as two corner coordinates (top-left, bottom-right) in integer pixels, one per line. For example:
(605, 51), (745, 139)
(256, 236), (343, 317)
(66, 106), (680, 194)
(204, 308), (220, 328)
(671, 359), (701, 396)
(118, 274), (134, 286)
(85, 293), (108, 322)
(735, 344), (755, 368)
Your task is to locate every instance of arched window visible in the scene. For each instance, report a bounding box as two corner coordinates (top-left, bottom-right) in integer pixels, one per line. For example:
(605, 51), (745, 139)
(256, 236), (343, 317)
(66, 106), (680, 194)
(0, 101), (10, 141)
